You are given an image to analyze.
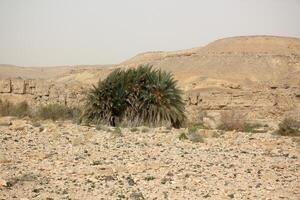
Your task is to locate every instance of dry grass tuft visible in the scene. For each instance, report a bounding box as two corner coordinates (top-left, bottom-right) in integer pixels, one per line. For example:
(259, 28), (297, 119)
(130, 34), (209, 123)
(277, 118), (300, 137)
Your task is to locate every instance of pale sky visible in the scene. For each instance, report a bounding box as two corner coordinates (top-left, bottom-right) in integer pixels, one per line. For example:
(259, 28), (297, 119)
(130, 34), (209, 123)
(0, 0), (299, 66)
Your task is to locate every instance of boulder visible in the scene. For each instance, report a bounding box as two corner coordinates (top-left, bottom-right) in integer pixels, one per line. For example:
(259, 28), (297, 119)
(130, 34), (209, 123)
(0, 117), (13, 126)
(9, 120), (28, 131)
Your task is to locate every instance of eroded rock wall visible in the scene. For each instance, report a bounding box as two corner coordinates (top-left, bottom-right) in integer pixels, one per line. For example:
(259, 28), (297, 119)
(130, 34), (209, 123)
(1, 78), (299, 123)
(0, 78), (85, 107)
(185, 86), (300, 123)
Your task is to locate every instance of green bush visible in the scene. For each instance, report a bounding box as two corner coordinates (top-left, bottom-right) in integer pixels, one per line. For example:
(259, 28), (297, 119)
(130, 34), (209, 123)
(179, 132), (188, 140)
(277, 118), (300, 137)
(83, 65), (186, 128)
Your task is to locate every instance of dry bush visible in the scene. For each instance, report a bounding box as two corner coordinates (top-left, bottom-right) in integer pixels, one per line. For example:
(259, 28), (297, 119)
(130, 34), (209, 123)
(277, 118), (300, 137)
(0, 99), (13, 116)
(35, 104), (80, 121)
(10, 101), (31, 118)
(218, 110), (248, 131)
(0, 100), (31, 117)
(217, 110), (263, 132)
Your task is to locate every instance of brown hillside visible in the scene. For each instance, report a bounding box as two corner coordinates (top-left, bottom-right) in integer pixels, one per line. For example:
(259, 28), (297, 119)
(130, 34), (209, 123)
(0, 35), (299, 89)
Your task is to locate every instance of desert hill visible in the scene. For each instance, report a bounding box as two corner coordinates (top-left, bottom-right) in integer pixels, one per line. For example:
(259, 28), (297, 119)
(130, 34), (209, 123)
(0, 35), (299, 122)
(1, 35), (299, 89)
(121, 35), (300, 90)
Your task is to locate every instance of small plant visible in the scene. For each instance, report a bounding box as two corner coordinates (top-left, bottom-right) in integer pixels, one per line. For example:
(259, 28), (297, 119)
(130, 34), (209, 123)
(130, 127), (139, 132)
(96, 123), (103, 131)
(0, 100), (31, 117)
(188, 132), (204, 143)
(111, 127), (123, 137)
(185, 123), (204, 142)
(10, 101), (31, 117)
(141, 127), (149, 133)
(144, 176), (156, 181)
(35, 104), (76, 121)
(179, 132), (188, 140)
(188, 124), (200, 134)
(277, 118), (300, 137)
(244, 123), (263, 133)
(31, 121), (41, 127)
(0, 99), (13, 116)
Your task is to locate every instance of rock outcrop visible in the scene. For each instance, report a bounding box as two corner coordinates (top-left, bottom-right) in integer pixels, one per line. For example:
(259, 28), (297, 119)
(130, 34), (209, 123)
(0, 78), (85, 107)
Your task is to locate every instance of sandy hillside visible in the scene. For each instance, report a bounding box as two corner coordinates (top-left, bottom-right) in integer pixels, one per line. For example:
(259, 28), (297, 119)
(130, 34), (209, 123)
(1, 35), (299, 90)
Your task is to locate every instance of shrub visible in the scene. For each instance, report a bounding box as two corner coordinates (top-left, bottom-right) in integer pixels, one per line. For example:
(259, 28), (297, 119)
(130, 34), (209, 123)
(243, 123), (263, 133)
(0, 100), (31, 117)
(217, 110), (247, 131)
(179, 132), (188, 140)
(141, 127), (149, 133)
(35, 104), (77, 121)
(188, 132), (204, 143)
(96, 123), (103, 131)
(187, 125), (204, 143)
(130, 127), (139, 132)
(144, 176), (156, 181)
(277, 118), (300, 137)
(83, 65), (186, 128)
(10, 101), (31, 118)
(0, 99), (14, 116)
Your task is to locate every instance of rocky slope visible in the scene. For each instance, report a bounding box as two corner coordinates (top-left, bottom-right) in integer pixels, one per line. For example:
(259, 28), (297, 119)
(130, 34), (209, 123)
(0, 118), (299, 199)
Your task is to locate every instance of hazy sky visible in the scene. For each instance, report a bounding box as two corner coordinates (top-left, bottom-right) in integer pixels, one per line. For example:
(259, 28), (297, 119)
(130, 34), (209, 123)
(0, 0), (299, 66)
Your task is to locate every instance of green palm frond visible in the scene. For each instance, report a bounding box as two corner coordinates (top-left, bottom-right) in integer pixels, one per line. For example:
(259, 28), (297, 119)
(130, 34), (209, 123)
(82, 64), (186, 128)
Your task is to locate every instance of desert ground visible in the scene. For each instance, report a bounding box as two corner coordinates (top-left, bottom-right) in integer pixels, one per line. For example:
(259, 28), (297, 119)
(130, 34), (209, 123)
(0, 35), (300, 199)
(0, 118), (299, 200)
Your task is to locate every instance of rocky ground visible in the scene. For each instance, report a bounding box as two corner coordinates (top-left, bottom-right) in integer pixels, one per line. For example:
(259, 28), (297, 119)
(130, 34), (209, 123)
(0, 118), (299, 200)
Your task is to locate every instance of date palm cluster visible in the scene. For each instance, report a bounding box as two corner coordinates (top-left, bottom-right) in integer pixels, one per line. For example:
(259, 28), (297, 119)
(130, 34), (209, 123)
(83, 65), (185, 128)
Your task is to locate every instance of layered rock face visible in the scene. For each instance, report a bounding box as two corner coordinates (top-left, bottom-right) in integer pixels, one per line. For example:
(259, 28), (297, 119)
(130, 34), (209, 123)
(0, 78), (85, 107)
(185, 86), (300, 123)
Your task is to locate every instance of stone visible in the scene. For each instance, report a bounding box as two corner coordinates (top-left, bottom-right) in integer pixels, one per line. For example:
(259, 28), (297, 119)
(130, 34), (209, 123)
(295, 89), (300, 97)
(25, 79), (37, 94)
(0, 178), (7, 187)
(0, 79), (11, 93)
(0, 117), (14, 126)
(0, 153), (10, 164)
(9, 120), (28, 131)
(197, 129), (220, 138)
